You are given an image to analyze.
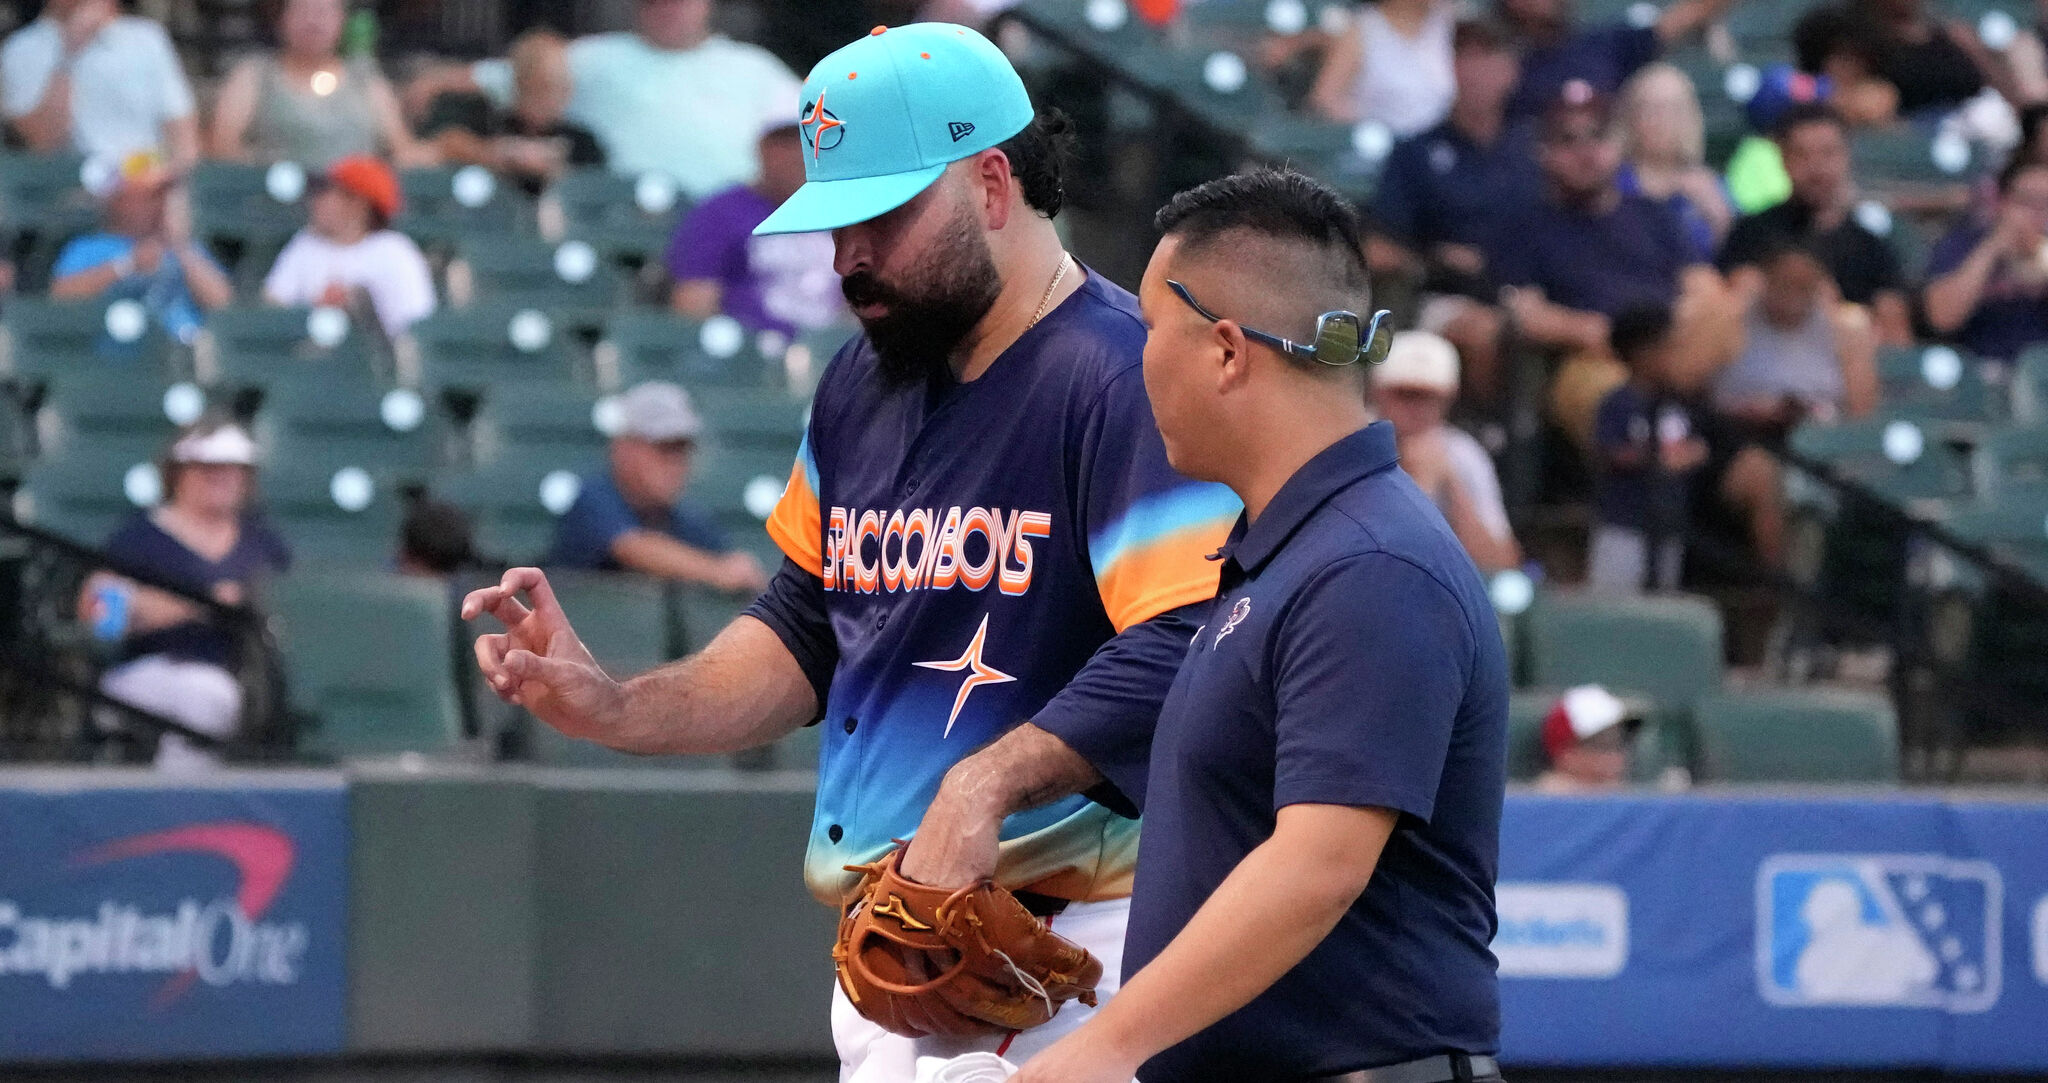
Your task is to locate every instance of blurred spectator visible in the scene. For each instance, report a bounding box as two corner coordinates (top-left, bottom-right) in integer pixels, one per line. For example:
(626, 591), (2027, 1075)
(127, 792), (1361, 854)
(1851, 0), (2012, 116)
(262, 155), (436, 337)
(1307, 0), (1457, 137)
(1367, 18), (1540, 400)
(1791, 5), (1899, 127)
(50, 152), (232, 346)
(1496, 0), (1738, 121)
(1533, 684), (1641, 792)
(209, 0), (431, 168)
(1589, 306), (1707, 593)
(668, 121), (843, 336)
(2006, 0), (2048, 103)
(1489, 82), (1737, 445)
(1924, 159), (2048, 362)
(2, 0), (198, 166)
(1716, 237), (1880, 435)
(548, 381), (768, 593)
(1615, 62), (1734, 261)
(1718, 105), (1914, 346)
(415, 0), (800, 199)
(397, 498), (480, 577)
(1371, 330), (1523, 573)
(424, 30), (604, 195)
(82, 421), (290, 770)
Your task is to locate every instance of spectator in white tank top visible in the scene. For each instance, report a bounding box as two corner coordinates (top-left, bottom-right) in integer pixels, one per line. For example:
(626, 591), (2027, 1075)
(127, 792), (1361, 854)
(1309, 0), (1457, 137)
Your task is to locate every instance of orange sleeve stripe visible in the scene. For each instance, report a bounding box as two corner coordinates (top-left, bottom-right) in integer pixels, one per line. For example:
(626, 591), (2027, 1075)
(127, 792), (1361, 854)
(1096, 520), (1230, 632)
(765, 459), (823, 577)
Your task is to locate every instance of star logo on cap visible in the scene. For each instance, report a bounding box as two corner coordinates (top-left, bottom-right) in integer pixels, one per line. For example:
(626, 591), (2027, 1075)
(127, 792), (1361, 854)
(913, 614), (1016, 738)
(801, 91), (845, 159)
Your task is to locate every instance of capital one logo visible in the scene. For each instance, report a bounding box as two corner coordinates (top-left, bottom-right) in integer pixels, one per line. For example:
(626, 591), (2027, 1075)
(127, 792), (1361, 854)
(0, 823), (310, 1007)
(1494, 882), (1629, 978)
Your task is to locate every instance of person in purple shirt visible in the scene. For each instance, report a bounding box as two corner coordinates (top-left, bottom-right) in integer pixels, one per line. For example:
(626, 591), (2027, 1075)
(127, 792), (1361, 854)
(667, 120), (845, 337)
(1925, 158), (2048, 364)
(1497, 0), (1739, 121)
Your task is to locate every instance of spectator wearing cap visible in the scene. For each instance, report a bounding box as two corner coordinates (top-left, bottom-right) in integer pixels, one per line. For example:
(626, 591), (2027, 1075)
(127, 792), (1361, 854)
(1614, 62), (1734, 262)
(1307, 0), (1458, 137)
(1533, 684), (1642, 792)
(548, 381), (769, 594)
(423, 29), (606, 196)
(1716, 236), (1880, 437)
(1367, 18), (1542, 403)
(411, 0), (799, 199)
(668, 121), (845, 337)
(2, 0), (198, 167)
(208, 0), (433, 169)
(1495, 0), (1738, 122)
(1925, 159), (2048, 363)
(81, 419), (290, 770)
(1718, 105), (1913, 346)
(1371, 331), (1522, 573)
(1722, 10), (1897, 220)
(51, 151), (233, 347)
(1489, 81), (1739, 449)
(262, 155), (437, 337)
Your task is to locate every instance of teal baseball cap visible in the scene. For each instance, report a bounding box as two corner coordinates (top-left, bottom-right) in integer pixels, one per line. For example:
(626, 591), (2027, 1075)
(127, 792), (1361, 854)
(752, 23), (1036, 236)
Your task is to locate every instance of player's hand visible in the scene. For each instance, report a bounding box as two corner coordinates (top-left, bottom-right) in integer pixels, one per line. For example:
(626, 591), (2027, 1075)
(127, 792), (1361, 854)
(462, 567), (625, 739)
(1008, 1025), (1143, 1083)
(898, 777), (1002, 888)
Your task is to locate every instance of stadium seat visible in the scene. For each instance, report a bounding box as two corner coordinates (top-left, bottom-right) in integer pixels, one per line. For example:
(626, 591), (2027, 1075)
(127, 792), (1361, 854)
(691, 386), (810, 449)
(200, 305), (376, 389)
(1786, 414), (1971, 505)
(1504, 688), (1694, 784)
(1971, 424), (2048, 497)
(1526, 592), (1724, 713)
(474, 385), (607, 464)
(14, 446), (157, 545)
(270, 571), (464, 757)
(538, 166), (685, 262)
(410, 303), (585, 392)
(596, 310), (790, 389)
(257, 380), (439, 481)
(1504, 690), (1552, 781)
(1852, 126), (1980, 187)
(448, 235), (626, 327)
(2012, 345), (2048, 423)
(1, 296), (178, 375)
(38, 369), (185, 462)
(262, 459), (406, 566)
(1691, 688), (1899, 782)
(435, 453), (604, 565)
(1874, 344), (1995, 423)
(673, 582), (750, 655)
(394, 165), (533, 248)
(1944, 485), (2048, 580)
(187, 160), (307, 252)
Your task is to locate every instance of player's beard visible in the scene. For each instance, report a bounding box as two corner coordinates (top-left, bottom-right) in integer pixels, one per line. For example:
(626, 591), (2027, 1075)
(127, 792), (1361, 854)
(841, 202), (1003, 387)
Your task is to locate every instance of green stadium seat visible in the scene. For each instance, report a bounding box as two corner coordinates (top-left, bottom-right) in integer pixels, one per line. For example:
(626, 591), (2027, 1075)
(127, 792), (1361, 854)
(1852, 126), (1981, 187)
(475, 384), (607, 464)
(271, 571), (464, 757)
(1505, 690), (1553, 781)
(200, 305), (376, 389)
(1526, 592), (1724, 712)
(435, 453), (604, 565)
(39, 369), (186, 459)
(1972, 424), (2048, 496)
(0, 151), (89, 222)
(448, 235), (626, 327)
(258, 380), (438, 481)
(691, 386), (809, 449)
(410, 303), (584, 392)
(2, 296), (178, 375)
(1874, 344), (1995, 422)
(188, 160), (307, 252)
(15, 446), (158, 545)
(539, 167), (685, 262)
(2012, 345), (2048, 423)
(1786, 414), (1971, 505)
(1691, 688), (1899, 782)
(693, 443), (797, 569)
(262, 459), (406, 566)
(393, 165), (533, 248)
(596, 310), (790, 389)
(1944, 485), (2048, 580)
(673, 582), (750, 654)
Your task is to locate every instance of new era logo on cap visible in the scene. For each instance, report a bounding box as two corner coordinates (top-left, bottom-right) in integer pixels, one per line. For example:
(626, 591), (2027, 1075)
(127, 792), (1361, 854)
(948, 121), (975, 142)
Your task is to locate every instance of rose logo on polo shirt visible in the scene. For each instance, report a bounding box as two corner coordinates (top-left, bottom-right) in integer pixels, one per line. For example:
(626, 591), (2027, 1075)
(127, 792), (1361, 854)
(1213, 597), (1252, 648)
(801, 92), (845, 158)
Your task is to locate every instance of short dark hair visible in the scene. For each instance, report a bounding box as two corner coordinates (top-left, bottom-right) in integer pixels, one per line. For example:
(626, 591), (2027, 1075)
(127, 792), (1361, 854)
(1452, 17), (1514, 54)
(1773, 101), (1845, 143)
(1609, 304), (1675, 364)
(1154, 168), (1368, 279)
(995, 109), (1078, 219)
(1753, 232), (1830, 271)
(400, 498), (478, 575)
(1793, 4), (1880, 74)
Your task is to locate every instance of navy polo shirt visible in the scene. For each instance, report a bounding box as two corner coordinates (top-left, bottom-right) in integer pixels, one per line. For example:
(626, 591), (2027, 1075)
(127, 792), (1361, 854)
(1369, 119), (1543, 256)
(547, 470), (731, 570)
(1488, 193), (1695, 317)
(1126, 423), (1508, 1082)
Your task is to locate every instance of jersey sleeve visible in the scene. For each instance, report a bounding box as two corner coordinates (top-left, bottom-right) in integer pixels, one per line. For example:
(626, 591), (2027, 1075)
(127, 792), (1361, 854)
(764, 428), (823, 577)
(1077, 368), (1240, 633)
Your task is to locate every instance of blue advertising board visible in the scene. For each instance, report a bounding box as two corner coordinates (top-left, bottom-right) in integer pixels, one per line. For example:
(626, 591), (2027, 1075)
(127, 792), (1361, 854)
(0, 772), (348, 1061)
(1497, 791), (2048, 1071)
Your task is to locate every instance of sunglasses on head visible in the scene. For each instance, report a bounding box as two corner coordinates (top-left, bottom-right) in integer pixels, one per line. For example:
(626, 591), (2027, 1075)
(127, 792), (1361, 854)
(1167, 280), (1392, 369)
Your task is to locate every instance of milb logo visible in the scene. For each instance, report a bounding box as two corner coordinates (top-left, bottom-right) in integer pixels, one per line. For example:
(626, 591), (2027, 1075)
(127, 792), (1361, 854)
(1756, 853), (2002, 1012)
(0, 823), (311, 1006)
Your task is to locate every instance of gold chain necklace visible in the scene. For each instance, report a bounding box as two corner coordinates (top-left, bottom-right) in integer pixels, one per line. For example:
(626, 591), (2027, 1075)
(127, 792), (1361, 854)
(1028, 252), (1073, 330)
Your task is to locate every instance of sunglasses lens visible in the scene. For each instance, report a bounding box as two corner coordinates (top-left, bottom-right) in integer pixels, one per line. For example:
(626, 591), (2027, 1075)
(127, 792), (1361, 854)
(1314, 314), (1361, 366)
(1364, 317), (1393, 366)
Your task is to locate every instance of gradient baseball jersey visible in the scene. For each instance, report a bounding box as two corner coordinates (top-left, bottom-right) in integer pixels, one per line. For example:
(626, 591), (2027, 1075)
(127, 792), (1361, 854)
(763, 269), (1238, 907)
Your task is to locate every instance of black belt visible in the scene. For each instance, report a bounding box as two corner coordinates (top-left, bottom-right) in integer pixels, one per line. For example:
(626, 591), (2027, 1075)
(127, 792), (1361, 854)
(1318, 1053), (1501, 1083)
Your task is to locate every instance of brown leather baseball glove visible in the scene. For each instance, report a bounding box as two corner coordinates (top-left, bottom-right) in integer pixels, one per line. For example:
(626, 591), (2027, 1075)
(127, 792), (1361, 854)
(832, 844), (1103, 1039)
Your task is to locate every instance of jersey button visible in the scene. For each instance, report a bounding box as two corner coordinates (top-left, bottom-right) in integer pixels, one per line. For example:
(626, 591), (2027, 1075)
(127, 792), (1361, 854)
(874, 612), (887, 629)
(828, 824), (844, 843)
(905, 477), (921, 494)
(843, 716), (858, 735)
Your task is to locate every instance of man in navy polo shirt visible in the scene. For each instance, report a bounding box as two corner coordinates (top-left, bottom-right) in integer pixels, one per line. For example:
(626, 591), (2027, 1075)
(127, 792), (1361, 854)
(915, 170), (1509, 1083)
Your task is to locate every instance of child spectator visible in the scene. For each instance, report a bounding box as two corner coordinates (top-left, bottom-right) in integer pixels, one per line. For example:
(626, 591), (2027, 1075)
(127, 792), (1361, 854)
(1371, 330), (1523, 573)
(262, 155), (437, 337)
(51, 151), (233, 347)
(668, 120), (845, 336)
(1716, 237), (1880, 437)
(1589, 305), (1707, 593)
(1614, 62), (1734, 261)
(1533, 684), (1643, 792)
(424, 29), (604, 195)
(2, 0), (198, 166)
(209, 0), (431, 168)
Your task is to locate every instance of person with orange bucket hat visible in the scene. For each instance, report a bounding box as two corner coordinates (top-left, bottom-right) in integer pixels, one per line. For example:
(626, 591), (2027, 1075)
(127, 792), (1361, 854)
(262, 154), (436, 336)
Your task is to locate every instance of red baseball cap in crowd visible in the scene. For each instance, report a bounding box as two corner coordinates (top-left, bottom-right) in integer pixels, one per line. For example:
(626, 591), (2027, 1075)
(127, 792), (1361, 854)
(323, 155), (402, 225)
(1540, 684), (1643, 763)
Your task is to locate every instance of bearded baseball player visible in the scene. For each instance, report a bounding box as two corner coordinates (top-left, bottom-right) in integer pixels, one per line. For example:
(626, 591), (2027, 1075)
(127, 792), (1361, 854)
(462, 23), (1238, 1081)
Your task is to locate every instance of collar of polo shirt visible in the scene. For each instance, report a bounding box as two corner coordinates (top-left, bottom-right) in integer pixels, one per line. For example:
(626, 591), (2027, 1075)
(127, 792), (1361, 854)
(1221, 422), (1401, 575)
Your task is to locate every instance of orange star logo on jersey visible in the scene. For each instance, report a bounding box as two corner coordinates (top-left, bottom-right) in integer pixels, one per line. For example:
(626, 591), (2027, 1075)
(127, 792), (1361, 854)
(800, 90), (844, 160)
(913, 614), (1016, 738)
